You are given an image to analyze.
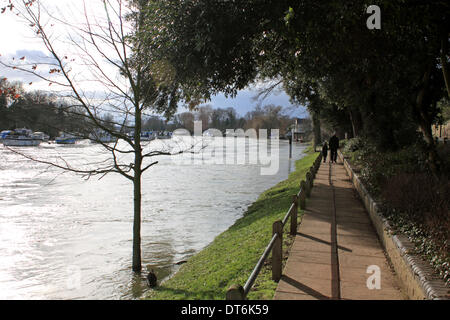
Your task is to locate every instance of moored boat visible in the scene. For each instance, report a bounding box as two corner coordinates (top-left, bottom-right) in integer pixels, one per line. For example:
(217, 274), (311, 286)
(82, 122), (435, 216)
(2, 128), (41, 146)
(55, 133), (76, 144)
(1, 130), (13, 140)
(140, 131), (156, 141)
(32, 132), (50, 142)
(155, 131), (172, 139)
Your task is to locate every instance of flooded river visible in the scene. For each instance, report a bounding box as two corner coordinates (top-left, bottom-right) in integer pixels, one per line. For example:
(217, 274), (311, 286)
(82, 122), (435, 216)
(0, 137), (306, 299)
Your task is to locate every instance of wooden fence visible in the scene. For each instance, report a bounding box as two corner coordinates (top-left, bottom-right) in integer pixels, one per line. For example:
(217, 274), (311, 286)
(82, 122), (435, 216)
(226, 153), (323, 300)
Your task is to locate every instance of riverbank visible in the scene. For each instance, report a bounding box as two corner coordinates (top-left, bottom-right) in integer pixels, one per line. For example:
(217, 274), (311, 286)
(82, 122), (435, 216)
(146, 147), (319, 300)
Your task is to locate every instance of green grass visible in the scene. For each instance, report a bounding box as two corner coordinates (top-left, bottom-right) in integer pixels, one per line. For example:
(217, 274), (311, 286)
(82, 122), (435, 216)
(146, 148), (319, 300)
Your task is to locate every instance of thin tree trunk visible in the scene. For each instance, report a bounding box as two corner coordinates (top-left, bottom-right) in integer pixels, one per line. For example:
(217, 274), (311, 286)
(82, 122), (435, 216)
(312, 112), (321, 151)
(132, 101), (143, 272)
(348, 108), (363, 137)
(441, 36), (450, 98)
(415, 67), (440, 178)
(418, 119), (440, 178)
(132, 167), (142, 272)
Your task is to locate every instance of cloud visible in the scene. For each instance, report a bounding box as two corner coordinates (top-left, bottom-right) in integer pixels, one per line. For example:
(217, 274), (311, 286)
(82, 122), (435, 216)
(0, 49), (68, 91)
(0, 63), (38, 85)
(14, 49), (55, 63)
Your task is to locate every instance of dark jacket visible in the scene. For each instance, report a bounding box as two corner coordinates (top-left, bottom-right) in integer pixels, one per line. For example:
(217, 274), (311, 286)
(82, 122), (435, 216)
(322, 144), (328, 155)
(329, 135), (339, 150)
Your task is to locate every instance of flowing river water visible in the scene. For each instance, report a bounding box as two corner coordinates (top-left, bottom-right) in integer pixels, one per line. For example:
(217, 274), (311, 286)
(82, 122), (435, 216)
(0, 137), (306, 299)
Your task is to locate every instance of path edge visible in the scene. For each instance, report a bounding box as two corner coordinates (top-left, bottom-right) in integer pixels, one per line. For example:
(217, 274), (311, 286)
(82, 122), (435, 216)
(338, 151), (449, 300)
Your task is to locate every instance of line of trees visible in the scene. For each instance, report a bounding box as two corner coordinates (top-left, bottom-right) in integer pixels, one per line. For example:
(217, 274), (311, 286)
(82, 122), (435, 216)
(1, 77), (302, 138)
(143, 104), (297, 135)
(0, 79), (91, 138)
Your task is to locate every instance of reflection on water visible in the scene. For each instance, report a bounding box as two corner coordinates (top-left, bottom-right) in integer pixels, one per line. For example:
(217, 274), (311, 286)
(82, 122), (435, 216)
(0, 138), (306, 299)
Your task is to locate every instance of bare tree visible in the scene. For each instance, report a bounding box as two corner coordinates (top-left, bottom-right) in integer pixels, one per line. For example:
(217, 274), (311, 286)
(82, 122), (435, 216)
(0, 0), (197, 272)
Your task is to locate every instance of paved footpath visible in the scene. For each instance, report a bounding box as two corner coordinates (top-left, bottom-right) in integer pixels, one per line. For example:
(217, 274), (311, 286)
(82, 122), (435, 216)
(274, 159), (407, 300)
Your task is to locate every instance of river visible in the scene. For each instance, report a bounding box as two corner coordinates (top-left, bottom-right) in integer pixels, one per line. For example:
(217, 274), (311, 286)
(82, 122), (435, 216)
(0, 137), (306, 299)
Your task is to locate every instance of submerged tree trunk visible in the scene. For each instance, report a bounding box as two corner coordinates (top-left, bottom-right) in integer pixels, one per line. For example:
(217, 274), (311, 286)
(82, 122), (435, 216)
(132, 100), (143, 272)
(132, 166), (142, 272)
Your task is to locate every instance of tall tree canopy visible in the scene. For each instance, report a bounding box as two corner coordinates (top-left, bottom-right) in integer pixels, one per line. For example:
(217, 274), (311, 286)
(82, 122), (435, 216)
(140, 0), (449, 173)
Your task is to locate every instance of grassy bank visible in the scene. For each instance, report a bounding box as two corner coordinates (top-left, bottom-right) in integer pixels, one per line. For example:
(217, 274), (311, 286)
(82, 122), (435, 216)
(146, 147), (319, 300)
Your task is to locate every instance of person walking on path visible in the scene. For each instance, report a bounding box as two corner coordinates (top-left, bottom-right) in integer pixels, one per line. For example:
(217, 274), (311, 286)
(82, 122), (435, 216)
(329, 133), (339, 163)
(322, 142), (328, 163)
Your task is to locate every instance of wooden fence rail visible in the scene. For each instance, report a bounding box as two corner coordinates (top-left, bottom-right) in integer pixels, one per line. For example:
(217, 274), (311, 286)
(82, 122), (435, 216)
(226, 153), (323, 300)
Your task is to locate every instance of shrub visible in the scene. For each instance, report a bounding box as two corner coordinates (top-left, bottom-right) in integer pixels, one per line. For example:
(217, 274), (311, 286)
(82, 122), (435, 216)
(381, 173), (450, 285)
(342, 137), (365, 153)
(338, 138), (347, 149)
(437, 143), (450, 176)
(350, 144), (429, 195)
(382, 173), (449, 223)
(343, 141), (449, 285)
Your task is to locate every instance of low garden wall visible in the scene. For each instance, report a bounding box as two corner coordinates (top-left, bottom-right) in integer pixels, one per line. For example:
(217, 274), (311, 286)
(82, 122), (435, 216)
(338, 151), (449, 300)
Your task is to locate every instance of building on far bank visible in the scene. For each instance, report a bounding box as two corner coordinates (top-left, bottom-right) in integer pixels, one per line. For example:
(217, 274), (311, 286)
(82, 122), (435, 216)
(287, 118), (310, 142)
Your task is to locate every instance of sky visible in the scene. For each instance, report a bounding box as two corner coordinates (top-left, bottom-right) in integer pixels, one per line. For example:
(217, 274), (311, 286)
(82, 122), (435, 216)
(0, 0), (308, 119)
(204, 88), (308, 118)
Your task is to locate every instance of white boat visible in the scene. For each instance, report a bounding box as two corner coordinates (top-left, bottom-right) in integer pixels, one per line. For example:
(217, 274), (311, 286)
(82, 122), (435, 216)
(0, 130), (13, 142)
(55, 133), (76, 144)
(155, 131), (172, 139)
(2, 128), (41, 146)
(140, 131), (156, 141)
(126, 131), (171, 141)
(32, 132), (50, 141)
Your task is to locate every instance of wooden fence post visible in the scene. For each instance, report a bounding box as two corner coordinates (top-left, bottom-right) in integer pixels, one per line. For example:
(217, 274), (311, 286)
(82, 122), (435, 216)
(290, 195), (298, 236)
(315, 156), (321, 170)
(226, 284), (245, 300)
(299, 182), (306, 210)
(272, 220), (283, 282)
(305, 172), (312, 197)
